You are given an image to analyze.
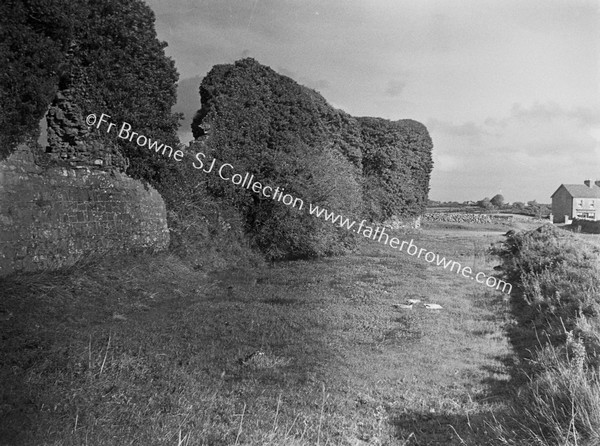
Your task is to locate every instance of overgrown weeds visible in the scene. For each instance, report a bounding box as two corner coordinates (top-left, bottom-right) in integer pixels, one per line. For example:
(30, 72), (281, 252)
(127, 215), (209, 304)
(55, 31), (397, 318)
(492, 224), (600, 445)
(159, 156), (265, 272)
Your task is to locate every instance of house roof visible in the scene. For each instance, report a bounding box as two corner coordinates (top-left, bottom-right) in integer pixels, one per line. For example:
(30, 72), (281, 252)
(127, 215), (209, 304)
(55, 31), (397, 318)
(551, 184), (600, 199)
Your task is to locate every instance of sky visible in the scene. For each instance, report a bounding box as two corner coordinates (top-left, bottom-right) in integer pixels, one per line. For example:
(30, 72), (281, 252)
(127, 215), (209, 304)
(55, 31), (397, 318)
(146, 0), (600, 203)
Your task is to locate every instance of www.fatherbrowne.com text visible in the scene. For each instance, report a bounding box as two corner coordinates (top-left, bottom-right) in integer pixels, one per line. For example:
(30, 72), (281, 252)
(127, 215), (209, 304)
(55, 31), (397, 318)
(86, 113), (512, 295)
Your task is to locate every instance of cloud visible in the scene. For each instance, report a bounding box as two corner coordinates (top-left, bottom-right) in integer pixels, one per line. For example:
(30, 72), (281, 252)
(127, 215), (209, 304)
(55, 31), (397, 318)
(276, 66), (330, 91)
(431, 103), (600, 158)
(174, 76), (203, 141)
(384, 79), (406, 97)
(428, 102), (600, 201)
(432, 153), (461, 173)
(484, 102), (600, 128)
(510, 102), (600, 127)
(144, 0), (599, 202)
(301, 77), (331, 91)
(276, 66), (296, 79)
(428, 119), (488, 144)
(485, 103), (600, 159)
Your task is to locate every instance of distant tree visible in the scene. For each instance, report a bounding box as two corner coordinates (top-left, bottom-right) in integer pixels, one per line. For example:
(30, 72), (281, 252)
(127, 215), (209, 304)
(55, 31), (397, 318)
(531, 203), (550, 219)
(523, 200), (550, 218)
(477, 197), (493, 210)
(490, 194), (504, 208)
(513, 202), (525, 211)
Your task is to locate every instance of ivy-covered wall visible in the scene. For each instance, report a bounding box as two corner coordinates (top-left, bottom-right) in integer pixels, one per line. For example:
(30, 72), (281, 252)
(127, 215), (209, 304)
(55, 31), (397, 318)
(191, 58), (434, 259)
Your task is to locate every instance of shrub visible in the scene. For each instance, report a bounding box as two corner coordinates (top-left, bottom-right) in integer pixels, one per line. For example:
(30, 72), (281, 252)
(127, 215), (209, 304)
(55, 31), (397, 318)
(192, 58), (433, 259)
(570, 219), (600, 234)
(0, 0), (181, 185)
(358, 117), (433, 220)
(192, 59), (365, 259)
(493, 224), (600, 444)
(62, 0), (181, 185)
(0, 0), (68, 157)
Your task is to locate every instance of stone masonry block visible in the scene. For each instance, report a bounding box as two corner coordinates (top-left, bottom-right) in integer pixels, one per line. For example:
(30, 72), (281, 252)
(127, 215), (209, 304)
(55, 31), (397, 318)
(0, 144), (169, 277)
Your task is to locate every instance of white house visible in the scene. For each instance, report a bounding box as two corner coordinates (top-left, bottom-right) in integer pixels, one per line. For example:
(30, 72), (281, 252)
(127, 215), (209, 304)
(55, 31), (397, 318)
(551, 180), (600, 223)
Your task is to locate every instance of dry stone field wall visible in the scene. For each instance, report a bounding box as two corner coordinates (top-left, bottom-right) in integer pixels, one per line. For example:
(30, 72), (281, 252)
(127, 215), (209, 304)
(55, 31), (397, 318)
(0, 143), (169, 277)
(422, 212), (514, 225)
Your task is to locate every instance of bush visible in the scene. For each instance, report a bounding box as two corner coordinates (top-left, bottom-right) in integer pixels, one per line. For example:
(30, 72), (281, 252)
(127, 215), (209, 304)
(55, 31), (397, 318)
(358, 117), (433, 220)
(570, 219), (600, 234)
(0, 1), (261, 271)
(0, 0), (181, 185)
(0, 0), (68, 157)
(493, 224), (600, 444)
(158, 150), (264, 270)
(192, 59), (365, 259)
(192, 58), (433, 259)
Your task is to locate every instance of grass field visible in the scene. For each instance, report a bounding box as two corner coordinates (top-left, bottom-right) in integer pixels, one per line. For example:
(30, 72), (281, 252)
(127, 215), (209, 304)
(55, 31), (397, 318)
(0, 222), (547, 445)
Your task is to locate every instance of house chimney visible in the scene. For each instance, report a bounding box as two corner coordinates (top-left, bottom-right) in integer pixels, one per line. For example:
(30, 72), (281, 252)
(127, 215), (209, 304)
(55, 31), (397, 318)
(584, 179), (593, 187)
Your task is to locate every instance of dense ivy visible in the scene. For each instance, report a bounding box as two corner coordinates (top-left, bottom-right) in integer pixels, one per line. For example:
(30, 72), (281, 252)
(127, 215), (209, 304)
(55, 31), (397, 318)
(192, 58), (433, 259)
(2, 5), (433, 261)
(0, 0), (68, 156)
(0, 0), (181, 187)
(358, 117), (433, 220)
(193, 59), (363, 259)
(69, 0), (181, 185)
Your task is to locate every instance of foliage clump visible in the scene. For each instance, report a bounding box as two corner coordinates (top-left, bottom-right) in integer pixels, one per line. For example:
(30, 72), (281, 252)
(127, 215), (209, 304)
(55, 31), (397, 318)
(2, 6), (434, 262)
(0, 0), (181, 186)
(0, 0), (67, 156)
(193, 59), (363, 259)
(493, 224), (600, 444)
(0, 0), (254, 268)
(193, 58), (433, 259)
(357, 117), (433, 220)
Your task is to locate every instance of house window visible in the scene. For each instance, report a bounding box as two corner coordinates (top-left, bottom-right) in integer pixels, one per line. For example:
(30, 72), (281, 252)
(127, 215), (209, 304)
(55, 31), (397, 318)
(576, 211), (595, 220)
(579, 200), (584, 207)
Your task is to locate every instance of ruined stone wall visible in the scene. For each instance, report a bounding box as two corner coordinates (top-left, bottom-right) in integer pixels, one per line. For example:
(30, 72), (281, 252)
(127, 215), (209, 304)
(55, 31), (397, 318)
(0, 143), (169, 276)
(45, 88), (128, 170)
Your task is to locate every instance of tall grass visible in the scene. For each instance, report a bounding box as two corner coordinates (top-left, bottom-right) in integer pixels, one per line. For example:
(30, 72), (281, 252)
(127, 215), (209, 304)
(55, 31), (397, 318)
(492, 224), (600, 445)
